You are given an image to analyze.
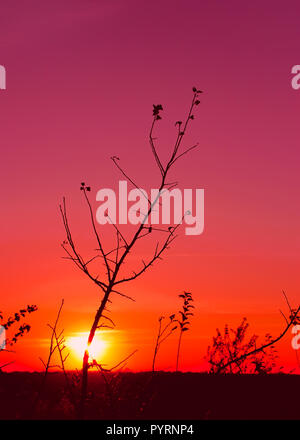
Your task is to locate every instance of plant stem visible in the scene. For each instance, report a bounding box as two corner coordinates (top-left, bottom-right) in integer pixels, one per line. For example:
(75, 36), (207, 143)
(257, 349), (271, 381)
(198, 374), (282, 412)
(78, 287), (112, 418)
(176, 330), (183, 372)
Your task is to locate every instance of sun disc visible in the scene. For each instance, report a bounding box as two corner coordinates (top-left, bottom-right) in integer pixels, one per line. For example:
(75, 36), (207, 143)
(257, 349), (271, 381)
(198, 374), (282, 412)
(66, 332), (107, 360)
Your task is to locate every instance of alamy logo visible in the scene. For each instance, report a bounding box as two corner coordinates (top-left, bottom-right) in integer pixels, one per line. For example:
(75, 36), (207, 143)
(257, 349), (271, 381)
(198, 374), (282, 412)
(291, 325), (300, 350)
(0, 325), (5, 350)
(291, 65), (300, 90)
(0, 65), (6, 90)
(95, 181), (204, 236)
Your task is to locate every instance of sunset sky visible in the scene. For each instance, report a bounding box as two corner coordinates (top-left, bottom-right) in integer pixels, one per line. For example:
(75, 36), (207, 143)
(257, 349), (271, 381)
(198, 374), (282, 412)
(1, 0), (300, 372)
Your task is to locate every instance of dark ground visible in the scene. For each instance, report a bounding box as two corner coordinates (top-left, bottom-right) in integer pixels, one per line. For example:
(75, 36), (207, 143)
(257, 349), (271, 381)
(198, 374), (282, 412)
(0, 371), (299, 420)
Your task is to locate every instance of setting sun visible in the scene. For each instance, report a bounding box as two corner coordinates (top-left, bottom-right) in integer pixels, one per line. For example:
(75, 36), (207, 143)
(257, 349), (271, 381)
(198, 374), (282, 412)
(66, 332), (107, 361)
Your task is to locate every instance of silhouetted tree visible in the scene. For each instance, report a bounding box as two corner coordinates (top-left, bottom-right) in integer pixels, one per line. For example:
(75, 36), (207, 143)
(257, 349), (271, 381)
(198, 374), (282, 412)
(60, 88), (203, 417)
(207, 295), (300, 374)
(207, 318), (279, 374)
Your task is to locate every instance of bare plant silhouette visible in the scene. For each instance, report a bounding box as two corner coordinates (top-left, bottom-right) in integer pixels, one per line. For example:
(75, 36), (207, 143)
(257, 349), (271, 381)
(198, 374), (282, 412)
(207, 318), (280, 374)
(0, 305), (38, 370)
(152, 314), (177, 372)
(152, 291), (195, 372)
(176, 291), (194, 371)
(207, 293), (300, 374)
(33, 299), (75, 416)
(60, 87), (203, 417)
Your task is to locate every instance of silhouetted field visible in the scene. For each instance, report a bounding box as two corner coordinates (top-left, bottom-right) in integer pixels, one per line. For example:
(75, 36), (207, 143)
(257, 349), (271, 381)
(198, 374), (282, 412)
(0, 371), (299, 420)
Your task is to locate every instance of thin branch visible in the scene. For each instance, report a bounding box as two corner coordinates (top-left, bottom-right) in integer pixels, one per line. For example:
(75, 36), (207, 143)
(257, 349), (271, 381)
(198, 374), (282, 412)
(111, 289), (135, 302)
(82, 190), (112, 282)
(110, 350), (138, 371)
(111, 155), (151, 206)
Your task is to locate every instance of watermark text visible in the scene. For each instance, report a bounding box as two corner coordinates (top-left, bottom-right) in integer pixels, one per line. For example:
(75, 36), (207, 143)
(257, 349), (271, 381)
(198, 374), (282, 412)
(96, 181), (204, 236)
(0, 65), (6, 90)
(291, 65), (300, 90)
